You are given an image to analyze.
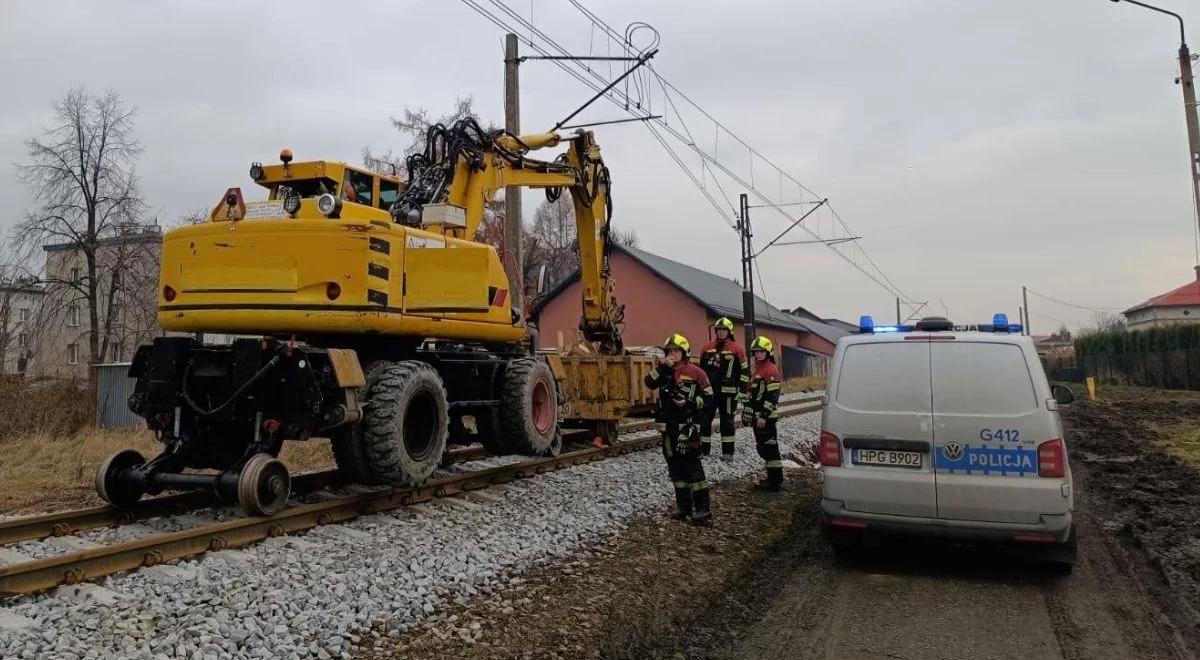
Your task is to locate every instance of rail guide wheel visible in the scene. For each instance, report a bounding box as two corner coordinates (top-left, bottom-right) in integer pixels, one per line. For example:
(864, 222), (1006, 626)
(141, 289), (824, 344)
(95, 449), (147, 508)
(237, 453), (291, 516)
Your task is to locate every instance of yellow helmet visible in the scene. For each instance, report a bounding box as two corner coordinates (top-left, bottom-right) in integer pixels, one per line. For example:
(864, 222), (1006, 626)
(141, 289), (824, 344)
(749, 336), (774, 353)
(713, 317), (735, 332)
(662, 333), (691, 355)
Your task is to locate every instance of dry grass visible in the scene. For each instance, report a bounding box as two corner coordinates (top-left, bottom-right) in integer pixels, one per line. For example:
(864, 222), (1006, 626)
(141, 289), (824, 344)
(0, 427), (337, 515)
(1156, 424), (1200, 471)
(783, 376), (826, 393)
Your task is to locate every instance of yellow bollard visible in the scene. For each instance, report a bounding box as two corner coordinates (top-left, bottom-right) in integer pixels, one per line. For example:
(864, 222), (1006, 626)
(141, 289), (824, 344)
(1085, 377), (1097, 401)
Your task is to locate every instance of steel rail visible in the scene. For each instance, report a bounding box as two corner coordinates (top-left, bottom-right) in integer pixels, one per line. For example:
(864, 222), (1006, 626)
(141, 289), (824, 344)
(0, 400), (822, 597)
(0, 392), (823, 545)
(0, 444), (487, 546)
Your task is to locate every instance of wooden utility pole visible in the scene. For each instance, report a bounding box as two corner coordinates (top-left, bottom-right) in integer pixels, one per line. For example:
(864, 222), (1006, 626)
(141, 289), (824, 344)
(504, 33), (524, 313)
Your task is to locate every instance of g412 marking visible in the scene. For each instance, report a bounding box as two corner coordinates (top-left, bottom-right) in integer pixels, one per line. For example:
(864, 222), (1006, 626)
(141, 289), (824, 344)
(979, 428), (1020, 442)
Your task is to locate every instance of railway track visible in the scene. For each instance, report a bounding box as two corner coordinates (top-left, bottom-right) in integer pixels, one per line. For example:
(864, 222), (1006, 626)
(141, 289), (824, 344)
(0, 395), (822, 597)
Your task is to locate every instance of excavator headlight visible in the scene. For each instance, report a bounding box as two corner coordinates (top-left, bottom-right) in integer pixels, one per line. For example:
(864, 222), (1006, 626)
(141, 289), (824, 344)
(316, 193), (342, 218)
(281, 187), (301, 216)
(249, 162), (264, 181)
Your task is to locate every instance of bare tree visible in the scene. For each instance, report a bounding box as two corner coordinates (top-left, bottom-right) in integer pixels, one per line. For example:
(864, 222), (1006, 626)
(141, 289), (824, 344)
(175, 207), (210, 227)
(13, 88), (153, 384)
(526, 195), (639, 291)
(1089, 311), (1127, 334)
(363, 96), (486, 178)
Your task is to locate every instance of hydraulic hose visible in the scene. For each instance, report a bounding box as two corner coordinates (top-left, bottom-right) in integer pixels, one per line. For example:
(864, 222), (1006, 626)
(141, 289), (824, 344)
(180, 355), (282, 418)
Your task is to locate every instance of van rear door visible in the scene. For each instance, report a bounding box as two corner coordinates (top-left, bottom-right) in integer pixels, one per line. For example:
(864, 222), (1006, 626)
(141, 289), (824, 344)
(825, 339), (936, 518)
(930, 340), (1060, 524)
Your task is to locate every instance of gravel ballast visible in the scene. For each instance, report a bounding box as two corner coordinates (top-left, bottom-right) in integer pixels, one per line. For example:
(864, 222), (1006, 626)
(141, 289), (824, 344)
(0, 411), (820, 659)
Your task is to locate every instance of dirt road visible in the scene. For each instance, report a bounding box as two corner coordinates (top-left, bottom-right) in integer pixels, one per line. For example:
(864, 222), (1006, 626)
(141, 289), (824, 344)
(718, 489), (1186, 659)
(717, 387), (1200, 660)
(381, 387), (1200, 659)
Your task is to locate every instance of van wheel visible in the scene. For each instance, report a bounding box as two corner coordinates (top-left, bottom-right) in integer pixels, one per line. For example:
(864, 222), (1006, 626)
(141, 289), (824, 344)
(1046, 525), (1078, 575)
(360, 361), (449, 486)
(822, 522), (861, 561)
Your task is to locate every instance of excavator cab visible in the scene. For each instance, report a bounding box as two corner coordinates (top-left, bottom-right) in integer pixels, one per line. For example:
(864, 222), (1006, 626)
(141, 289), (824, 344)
(219, 151), (404, 222)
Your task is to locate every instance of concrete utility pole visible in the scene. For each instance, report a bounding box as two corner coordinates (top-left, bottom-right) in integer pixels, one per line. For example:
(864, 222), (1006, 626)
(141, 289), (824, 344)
(1111, 0), (1200, 270)
(896, 297), (901, 324)
(1022, 285), (1031, 336)
(738, 193), (757, 348)
(504, 33), (524, 313)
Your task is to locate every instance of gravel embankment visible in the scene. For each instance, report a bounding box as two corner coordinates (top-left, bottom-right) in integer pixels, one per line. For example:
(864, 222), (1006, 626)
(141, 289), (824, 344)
(0, 412), (820, 660)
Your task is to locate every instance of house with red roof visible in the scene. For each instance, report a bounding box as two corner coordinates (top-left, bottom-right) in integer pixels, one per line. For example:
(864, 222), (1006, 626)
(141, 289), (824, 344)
(1123, 269), (1200, 330)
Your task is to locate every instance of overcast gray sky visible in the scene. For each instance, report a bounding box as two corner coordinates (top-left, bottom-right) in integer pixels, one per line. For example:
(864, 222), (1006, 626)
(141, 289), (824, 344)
(1, 0), (1196, 331)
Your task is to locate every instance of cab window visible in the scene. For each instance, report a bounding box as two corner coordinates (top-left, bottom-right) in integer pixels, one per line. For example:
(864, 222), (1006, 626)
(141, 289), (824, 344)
(379, 179), (400, 210)
(343, 170), (374, 206)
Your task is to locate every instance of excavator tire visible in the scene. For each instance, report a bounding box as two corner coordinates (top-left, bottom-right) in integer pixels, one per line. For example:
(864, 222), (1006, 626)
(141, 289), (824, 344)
(475, 409), (511, 455)
(499, 357), (560, 455)
(359, 360), (449, 486)
(330, 361), (387, 484)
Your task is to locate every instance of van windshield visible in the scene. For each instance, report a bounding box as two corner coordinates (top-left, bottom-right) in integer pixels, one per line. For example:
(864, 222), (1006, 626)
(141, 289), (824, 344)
(931, 342), (1037, 415)
(835, 342), (931, 413)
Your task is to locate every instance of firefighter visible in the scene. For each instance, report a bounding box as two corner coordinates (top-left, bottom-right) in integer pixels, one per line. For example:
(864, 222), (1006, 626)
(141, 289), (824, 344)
(744, 335), (784, 491)
(645, 333), (714, 524)
(698, 317), (749, 460)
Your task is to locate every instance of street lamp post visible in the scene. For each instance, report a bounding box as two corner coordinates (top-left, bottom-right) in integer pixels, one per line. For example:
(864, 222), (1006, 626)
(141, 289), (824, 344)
(1112, 0), (1200, 273)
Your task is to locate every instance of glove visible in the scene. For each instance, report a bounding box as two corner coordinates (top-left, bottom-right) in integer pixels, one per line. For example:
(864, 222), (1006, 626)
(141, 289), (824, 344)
(672, 393), (688, 408)
(741, 411), (754, 426)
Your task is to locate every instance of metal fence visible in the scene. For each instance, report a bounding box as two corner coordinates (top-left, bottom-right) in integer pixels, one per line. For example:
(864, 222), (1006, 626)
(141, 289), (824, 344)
(781, 346), (828, 379)
(96, 362), (141, 428)
(1065, 349), (1200, 391)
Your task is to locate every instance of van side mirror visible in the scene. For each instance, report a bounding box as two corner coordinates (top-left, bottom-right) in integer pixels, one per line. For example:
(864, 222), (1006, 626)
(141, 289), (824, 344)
(1051, 384), (1075, 405)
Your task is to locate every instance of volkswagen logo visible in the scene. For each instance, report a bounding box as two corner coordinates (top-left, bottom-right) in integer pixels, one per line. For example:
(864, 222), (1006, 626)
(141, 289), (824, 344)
(942, 442), (964, 461)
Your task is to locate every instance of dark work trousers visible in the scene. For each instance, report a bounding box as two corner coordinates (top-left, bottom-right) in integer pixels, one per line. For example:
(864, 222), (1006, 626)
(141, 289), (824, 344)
(699, 392), (738, 456)
(753, 419), (783, 487)
(662, 423), (711, 518)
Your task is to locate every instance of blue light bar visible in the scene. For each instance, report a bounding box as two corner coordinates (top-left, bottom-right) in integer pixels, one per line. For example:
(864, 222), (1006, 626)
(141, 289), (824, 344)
(859, 315), (874, 333)
(993, 313), (1008, 327)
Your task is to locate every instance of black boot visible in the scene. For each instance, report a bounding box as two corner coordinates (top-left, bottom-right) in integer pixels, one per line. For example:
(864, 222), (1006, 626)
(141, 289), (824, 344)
(755, 475), (782, 492)
(768, 467), (784, 489)
(689, 488), (712, 525)
(671, 487), (692, 520)
(700, 438), (713, 456)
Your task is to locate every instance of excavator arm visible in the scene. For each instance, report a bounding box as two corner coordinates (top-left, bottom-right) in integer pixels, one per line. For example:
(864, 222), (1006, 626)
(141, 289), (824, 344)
(392, 119), (623, 353)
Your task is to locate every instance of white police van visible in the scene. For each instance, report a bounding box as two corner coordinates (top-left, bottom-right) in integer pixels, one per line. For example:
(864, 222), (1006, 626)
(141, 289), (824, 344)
(818, 315), (1077, 570)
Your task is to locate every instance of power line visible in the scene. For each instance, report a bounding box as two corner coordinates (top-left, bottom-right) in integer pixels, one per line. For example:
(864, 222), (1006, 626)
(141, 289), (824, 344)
(460, 0), (920, 304)
(1025, 288), (1123, 312)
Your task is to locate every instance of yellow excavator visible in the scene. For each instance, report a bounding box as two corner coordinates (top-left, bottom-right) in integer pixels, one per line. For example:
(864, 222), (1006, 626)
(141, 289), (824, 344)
(97, 119), (628, 515)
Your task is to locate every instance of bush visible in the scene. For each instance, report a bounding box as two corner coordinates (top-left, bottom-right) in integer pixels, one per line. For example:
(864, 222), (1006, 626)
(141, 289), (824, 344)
(0, 376), (94, 441)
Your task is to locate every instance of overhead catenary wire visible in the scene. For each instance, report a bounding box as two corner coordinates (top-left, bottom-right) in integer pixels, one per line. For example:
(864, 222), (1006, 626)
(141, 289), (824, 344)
(564, 1), (920, 304)
(460, 0), (920, 304)
(1025, 287), (1124, 312)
